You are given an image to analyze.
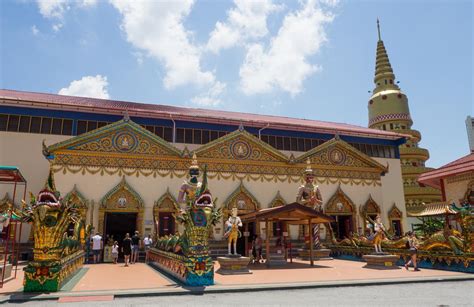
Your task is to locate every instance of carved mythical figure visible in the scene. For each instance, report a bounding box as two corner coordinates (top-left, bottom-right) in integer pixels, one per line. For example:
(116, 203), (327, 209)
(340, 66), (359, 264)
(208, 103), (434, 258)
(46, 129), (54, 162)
(373, 214), (385, 254)
(296, 159), (323, 211)
(154, 156), (221, 286)
(178, 153), (201, 206)
(224, 207), (242, 255)
(297, 159), (323, 248)
(21, 169), (88, 292)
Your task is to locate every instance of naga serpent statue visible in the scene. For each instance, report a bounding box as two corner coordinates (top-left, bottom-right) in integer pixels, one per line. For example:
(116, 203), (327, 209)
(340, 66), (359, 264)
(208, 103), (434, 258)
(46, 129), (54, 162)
(152, 156), (221, 286)
(21, 169), (89, 292)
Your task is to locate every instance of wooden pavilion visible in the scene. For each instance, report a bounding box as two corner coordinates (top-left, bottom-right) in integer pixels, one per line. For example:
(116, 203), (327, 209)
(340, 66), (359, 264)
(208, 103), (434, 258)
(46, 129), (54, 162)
(240, 202), (333, 266)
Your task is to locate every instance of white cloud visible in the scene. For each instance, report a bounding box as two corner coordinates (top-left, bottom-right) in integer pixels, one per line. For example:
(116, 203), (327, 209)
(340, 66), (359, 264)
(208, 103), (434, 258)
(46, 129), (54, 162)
(58, 75), (110, 99)
(239, 0), (335, 96)
(110, 0), (215, 89)
(206, 0), (282, 54)
(31, 25), (39, 35)
(52, 23), (63, 32)
(191, 81), (227, 107)
(36, 0), (69, 19)
(79, 0), (98, 7)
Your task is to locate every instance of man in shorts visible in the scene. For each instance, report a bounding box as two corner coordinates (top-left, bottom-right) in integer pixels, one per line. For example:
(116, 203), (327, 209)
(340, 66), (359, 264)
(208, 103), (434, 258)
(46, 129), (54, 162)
(91, 232), (103, 263)
(131, 231), (141, 264)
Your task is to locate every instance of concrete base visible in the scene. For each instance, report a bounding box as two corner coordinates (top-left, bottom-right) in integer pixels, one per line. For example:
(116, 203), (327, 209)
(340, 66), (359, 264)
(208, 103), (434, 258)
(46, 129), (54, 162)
(103, 246), (113, 263)
(298, 248), (333, 260)
(0, 264), (12, 280)
(216, 256), (252, 275)
(362, 254), (400, 270)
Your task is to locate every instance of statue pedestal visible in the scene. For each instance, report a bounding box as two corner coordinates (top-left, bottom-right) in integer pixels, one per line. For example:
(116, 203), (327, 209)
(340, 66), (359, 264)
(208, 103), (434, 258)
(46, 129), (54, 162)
(103, 246), (113, 263)
(362, 253), (400, 270)
(298, 248), (333, 260)
(0, 263), (12, 280)
(216, 256), (252, 275)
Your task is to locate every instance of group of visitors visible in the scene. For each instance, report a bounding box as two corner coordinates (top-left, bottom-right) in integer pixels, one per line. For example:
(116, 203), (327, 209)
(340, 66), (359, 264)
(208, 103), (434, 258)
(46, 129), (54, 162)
(89, 231), (153, 266)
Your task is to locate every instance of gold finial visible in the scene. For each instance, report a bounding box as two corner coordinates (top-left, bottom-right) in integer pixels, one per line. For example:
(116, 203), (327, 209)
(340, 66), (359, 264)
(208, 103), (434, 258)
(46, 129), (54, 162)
(304, 158), (313, 174)
(377, 18), (381, 41)
(190, 153), (199, 169)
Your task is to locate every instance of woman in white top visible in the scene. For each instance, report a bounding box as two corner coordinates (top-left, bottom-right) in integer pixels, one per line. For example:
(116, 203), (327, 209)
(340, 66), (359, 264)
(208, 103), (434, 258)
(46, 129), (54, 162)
(112, 241), (119, 264)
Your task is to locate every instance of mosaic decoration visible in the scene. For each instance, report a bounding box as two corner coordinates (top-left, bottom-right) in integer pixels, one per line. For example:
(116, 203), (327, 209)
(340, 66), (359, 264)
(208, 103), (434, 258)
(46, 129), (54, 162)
(46, 119), (388, 186)
(150, 161), (221, 286)
(21, 169), (90, 292)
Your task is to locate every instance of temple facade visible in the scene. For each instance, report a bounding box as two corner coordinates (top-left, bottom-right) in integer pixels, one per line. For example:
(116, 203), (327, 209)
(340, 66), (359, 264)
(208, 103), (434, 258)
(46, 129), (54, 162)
(1, 88), (408, 245)
(367, 21), (441, 215)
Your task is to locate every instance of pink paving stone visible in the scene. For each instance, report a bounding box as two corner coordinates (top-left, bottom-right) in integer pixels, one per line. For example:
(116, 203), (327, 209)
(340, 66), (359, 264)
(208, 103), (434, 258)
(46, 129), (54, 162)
(0, 265), (25, 295)
(214, 259), (469, 285)
(71, 263), (176, 292)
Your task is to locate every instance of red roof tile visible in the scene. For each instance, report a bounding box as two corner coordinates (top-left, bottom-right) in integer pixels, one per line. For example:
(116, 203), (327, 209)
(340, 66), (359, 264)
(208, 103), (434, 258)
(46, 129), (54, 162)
(418, 152), (474, 188)
(0, 89), (407, 140)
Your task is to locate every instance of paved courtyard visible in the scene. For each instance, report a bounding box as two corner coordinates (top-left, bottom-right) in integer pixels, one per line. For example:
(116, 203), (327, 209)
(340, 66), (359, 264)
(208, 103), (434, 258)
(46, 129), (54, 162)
(0, 259), (471, 296)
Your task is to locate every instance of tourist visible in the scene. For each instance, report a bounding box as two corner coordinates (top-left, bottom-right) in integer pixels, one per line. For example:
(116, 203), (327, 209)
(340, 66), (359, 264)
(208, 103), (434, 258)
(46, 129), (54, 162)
(111, 241), (119, 264)
(131, 230), (141, 264)
(254, 234), (263, 263)
(91, 232), (103, 264)
(143, 234), (153, 263)
(122, 233), (132, 267)
(404, 231), (420, 271)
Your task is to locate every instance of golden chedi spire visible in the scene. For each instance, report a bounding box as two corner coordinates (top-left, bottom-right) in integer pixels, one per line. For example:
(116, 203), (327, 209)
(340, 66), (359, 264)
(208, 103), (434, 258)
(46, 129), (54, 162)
(367, 19), (441, 214)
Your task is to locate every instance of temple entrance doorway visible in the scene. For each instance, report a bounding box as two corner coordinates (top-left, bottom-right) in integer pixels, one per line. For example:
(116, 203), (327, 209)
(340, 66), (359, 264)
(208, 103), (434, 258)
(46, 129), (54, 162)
(330, 215), (353, 240)
(104, 212), (137, 259)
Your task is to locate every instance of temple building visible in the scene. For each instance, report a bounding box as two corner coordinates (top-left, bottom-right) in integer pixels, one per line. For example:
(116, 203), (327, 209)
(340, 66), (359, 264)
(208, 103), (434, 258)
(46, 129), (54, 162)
(0, 88), (408, 249)
(367, 20), (441, 216)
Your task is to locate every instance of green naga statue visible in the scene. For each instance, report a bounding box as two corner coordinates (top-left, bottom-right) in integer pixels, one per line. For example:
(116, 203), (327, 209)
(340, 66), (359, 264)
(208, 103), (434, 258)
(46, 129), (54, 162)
(153, 154), (221, 286)
(22, 168), (89, 292)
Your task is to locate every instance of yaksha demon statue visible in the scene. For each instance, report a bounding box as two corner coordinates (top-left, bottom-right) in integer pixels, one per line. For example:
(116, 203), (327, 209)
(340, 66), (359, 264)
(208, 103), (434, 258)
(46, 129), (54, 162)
(296, 159), (323, 211)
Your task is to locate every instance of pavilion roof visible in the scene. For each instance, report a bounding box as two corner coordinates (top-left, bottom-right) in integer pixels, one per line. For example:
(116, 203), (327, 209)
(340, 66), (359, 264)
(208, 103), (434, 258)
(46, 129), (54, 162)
(418, 152), (474, 189)
(0, 166), (26, 184)
(240, 202), (334, 224)
(409, 202), (458, 217)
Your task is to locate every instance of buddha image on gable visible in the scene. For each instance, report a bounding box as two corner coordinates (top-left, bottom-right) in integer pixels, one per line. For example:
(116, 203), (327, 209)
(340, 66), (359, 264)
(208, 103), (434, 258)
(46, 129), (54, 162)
(118, 195), (127, 208)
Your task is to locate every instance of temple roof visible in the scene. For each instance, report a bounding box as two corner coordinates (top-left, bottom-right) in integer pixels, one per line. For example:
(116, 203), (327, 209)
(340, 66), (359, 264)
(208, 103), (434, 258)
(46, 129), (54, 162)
(418, 152), (474, 189)
(0, 89), (407, 141)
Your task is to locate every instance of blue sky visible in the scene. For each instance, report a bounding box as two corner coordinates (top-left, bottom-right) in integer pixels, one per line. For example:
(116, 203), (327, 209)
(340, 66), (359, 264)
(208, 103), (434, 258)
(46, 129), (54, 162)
(1, 0), (472, 168)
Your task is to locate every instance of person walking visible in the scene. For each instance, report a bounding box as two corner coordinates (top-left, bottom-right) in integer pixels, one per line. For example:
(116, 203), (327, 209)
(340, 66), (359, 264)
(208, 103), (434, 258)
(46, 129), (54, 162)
(143, 234), (153, 263)
(131, 231), (141, 264)
(91, 232), (103, 264)
(404, 231), (420, 271)
(122, 233), (132, 267)
(111, 241), (119, 264)
(254, 234), (263, 264)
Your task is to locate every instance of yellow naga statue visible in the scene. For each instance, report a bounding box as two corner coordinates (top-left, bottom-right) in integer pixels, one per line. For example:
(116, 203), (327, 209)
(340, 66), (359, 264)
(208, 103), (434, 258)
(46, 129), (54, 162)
(21, 169), (89, 292)
(224, 207), (242, 256)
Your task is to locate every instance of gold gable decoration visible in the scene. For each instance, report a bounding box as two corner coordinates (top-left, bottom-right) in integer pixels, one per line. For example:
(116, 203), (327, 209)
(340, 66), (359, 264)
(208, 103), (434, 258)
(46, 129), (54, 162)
(325, 186), (356, 215)
(360, 194), (381, 216)
(64, 185), (88, 221)
(296, 137), (387, 174)
(98, 176), (144, 235)
(268, 191), (287, 208)
(154, 188), (178, 212)
(388, 204), (403, 219)
(194, 129), (288, 163)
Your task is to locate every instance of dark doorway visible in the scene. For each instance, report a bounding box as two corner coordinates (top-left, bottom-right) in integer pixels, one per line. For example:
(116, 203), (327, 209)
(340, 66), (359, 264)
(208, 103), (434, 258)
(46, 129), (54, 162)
(237, 222), (255, 256)
(158, 212), (175, 237)
(330, 215), (353, 240)
(105, 212), (137, 259)
(391, 220), (402, 237)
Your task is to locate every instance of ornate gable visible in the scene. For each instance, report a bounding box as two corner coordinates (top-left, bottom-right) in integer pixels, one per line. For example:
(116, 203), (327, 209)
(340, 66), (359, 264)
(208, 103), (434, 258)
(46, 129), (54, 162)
(296, 137), (387, 175)
(194, 129), (288, 164)
(268, 191), (287, 208)
(224, 182), (260, 211)
(46, 119), (182, 167)
(64, 185), (87, 209)
(325, 185), (355, 215)
(154, 188), (178, 212)
(100, 176), (144, 210)
(388, 204), (403, 219)
(360, 194), (381, 217)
